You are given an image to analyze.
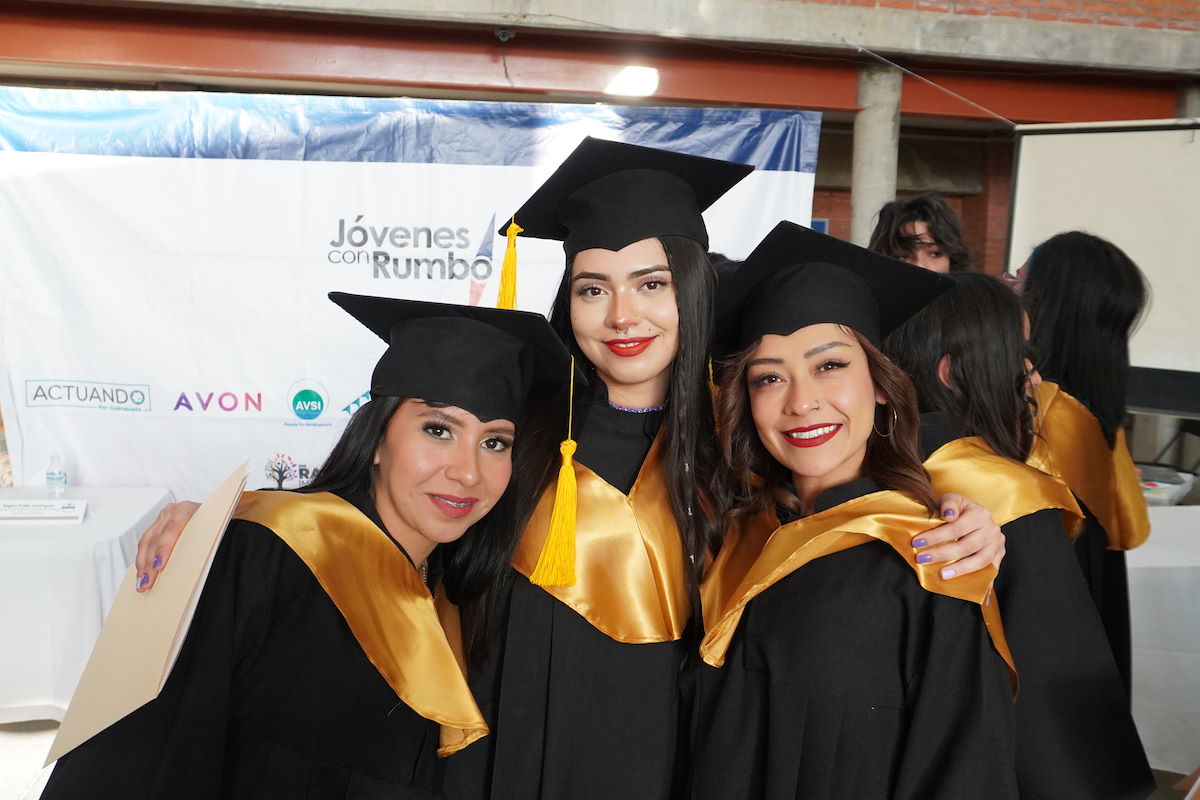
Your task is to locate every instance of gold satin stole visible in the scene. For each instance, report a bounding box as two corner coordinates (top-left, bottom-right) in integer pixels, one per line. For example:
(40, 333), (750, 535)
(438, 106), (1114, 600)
(512, 432), (690, 644)
(234, 491), (487, 757)
(1026, 381), (1150, 550)
(924, 436), (1083, 537)
(699, 490), (1016, 691)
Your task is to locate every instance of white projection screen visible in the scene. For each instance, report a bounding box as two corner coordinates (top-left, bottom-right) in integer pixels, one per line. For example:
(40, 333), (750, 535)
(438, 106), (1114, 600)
(1009, 119), (1200, 416)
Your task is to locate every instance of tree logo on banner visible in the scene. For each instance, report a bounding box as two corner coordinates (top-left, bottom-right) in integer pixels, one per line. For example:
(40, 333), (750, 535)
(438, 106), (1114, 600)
(266, 453), (298, 489)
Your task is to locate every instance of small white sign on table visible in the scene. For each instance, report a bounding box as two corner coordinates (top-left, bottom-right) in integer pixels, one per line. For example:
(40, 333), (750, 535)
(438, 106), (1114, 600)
(0, 499), (87, 523)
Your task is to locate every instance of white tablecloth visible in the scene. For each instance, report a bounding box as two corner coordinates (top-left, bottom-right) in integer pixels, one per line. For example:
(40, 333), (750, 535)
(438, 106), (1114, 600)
(1131, 505), (1200, 775)
(0, 486), (171, 723)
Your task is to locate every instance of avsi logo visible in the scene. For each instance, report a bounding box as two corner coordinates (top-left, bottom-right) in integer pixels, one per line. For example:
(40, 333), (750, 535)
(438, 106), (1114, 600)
(293, 390), (323, 420)
(325, 213), (496, 282)
(26, 380), (150, 413)
(265, 453), (318, 489)
(288, 379), (327, 420)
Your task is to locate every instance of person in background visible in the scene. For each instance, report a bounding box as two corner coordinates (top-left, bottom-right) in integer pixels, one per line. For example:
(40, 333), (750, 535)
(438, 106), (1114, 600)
(41, 294), (573, 800)
(868, 191), (970, 273)
(1012, 230), (1152, 696)
(693, 222), (1016, 799)
(884, 271), (1154, 799)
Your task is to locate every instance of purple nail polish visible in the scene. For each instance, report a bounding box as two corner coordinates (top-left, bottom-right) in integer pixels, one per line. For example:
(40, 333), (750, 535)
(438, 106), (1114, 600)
(916, 553), (933, 564)
(136, 573), (149, 590)
(912, 537), (928, 548)
(152, 554), (163, 569)
(942, 508), (957, 519)
(941, 567), (957, 579)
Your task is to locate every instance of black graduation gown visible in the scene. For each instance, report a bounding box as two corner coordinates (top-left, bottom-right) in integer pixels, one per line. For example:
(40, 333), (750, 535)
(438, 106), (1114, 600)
(1073, 510), (1134, 696)
(444, 396), (690, 800)
(41, 489), (446, 800)
(691, 478), (1018, 800)
(919, 415), (1153, 800)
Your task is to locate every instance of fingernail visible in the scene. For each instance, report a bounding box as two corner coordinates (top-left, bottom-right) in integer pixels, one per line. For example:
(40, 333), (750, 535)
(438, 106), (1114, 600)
(152, 554), (163, 569)
(941, 567), (957, 579)
(916, 553), (933, 564)
(912, 537), (928, 548)
(136, 573), (149, 590)
(942, 508), (957, 519)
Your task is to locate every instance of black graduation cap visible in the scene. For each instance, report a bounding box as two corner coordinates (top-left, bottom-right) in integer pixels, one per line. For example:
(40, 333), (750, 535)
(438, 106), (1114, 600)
(500, 136), (753, 256)
(330, 292), (579, 423)
(715, 221), (954, 352)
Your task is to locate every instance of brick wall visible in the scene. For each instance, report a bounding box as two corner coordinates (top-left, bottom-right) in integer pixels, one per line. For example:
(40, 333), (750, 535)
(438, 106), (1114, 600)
(836, 0), (1200, 30)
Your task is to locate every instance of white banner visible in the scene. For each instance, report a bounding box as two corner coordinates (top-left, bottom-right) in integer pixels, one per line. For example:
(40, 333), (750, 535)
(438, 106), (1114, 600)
(0, 91), (819, 500)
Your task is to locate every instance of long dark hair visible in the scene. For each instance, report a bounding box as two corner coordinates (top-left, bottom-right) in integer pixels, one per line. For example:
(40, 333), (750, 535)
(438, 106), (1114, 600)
(517, 234), (726, 589)
(868, 192), (971, 272)
(884, 272), (1036, 461)
(1023, 231), (1148, 442)
(303, 396), (522, 667)
(718, 327), (937, 519)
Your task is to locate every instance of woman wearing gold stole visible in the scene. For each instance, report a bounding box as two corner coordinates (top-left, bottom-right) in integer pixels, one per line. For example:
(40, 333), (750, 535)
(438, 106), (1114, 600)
(41, 294), (572, 800)
(1012, 231), (1151, 695)
(885, 271), (1154, 800)
(693, 223), (1017, 799)
(443, 140), (1006, 800)
(133, 140), (1005, 800)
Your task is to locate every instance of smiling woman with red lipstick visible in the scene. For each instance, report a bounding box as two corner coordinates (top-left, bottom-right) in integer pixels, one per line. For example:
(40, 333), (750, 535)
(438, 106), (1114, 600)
(692, 223), (1019, 799)
(40, 294), (573, 800)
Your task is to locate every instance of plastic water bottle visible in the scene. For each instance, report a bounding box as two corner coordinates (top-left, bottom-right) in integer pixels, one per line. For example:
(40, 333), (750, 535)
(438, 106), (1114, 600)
(46, 455), (67, 499)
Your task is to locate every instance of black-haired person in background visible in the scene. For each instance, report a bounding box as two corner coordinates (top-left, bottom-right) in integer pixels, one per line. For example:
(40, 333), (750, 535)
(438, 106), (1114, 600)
(1012, 230), (1151, 695)
(41, 295), (573, 800)
(694, 224), (1016, 799)
(868, 191), (971, 273)
(885, 271), (1154, 800)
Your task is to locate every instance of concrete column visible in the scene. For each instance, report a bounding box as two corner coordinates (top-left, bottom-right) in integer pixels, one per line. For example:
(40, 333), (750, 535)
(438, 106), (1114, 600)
(1178, 81), (1200, 118)
(850, 62), (902, 247)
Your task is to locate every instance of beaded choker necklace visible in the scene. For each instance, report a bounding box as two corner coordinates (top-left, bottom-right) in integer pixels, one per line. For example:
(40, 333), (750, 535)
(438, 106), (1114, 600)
(607, 400), (668, 414)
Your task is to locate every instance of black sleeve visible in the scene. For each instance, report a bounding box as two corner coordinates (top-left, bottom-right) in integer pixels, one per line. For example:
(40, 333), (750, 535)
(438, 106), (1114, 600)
(891, 590), (1018, 800)
(994, 510), (1154, 800)
(41, 521), (274, 800)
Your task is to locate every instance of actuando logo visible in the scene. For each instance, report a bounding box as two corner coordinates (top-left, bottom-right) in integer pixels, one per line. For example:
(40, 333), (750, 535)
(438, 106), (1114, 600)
(26, 380), (150, 413)
(288, 379), (328, 421)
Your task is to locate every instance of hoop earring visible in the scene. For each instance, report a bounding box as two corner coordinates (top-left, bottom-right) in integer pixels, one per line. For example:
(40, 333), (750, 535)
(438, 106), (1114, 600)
(873, 405), (897, 438)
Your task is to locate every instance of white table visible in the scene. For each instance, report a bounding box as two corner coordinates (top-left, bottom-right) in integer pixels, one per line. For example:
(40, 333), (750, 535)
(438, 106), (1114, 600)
(1130, 505), (1200, 775)
(0, 486), (171, 723)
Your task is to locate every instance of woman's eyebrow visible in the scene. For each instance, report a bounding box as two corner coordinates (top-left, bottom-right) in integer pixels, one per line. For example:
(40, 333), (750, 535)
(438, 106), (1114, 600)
(804, 341), (851, 358)
(418, 408), (462, 428)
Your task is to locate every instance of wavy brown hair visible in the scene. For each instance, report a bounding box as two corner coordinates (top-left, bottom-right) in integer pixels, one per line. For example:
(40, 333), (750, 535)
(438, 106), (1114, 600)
(718, 327), (937, 519)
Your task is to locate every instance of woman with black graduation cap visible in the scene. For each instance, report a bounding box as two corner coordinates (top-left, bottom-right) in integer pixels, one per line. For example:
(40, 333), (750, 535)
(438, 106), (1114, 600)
(40, 294), (573, 800)
(884, 271), (1154, 799)
(694, 223), (1018, 799)
(445, 140), (1008, 800)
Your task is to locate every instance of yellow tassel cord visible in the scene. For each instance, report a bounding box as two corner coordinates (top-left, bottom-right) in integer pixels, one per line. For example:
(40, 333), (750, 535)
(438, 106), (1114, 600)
(497, 218), (523, 310)
(530, 356), (578, 587)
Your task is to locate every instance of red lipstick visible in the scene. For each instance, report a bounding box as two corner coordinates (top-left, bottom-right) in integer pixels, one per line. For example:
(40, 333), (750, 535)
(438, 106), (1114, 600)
(782, 423), (842, 448)
(604, 336), (655, 357)
(429, 493), (478, 519)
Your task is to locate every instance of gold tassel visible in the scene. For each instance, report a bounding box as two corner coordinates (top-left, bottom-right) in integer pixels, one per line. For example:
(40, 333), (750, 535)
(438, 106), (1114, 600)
(530, 356), (578, 586)
(497, 218), (523, 310)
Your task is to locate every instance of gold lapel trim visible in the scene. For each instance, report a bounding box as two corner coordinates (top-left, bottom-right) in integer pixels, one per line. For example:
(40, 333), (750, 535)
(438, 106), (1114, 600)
(925, 436), (1083, 537)
(513, 432), (689, 643)
(234, 491), (487, 756)
(699, 490), (1016, 691)
(1026, 382), (1150, 550)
